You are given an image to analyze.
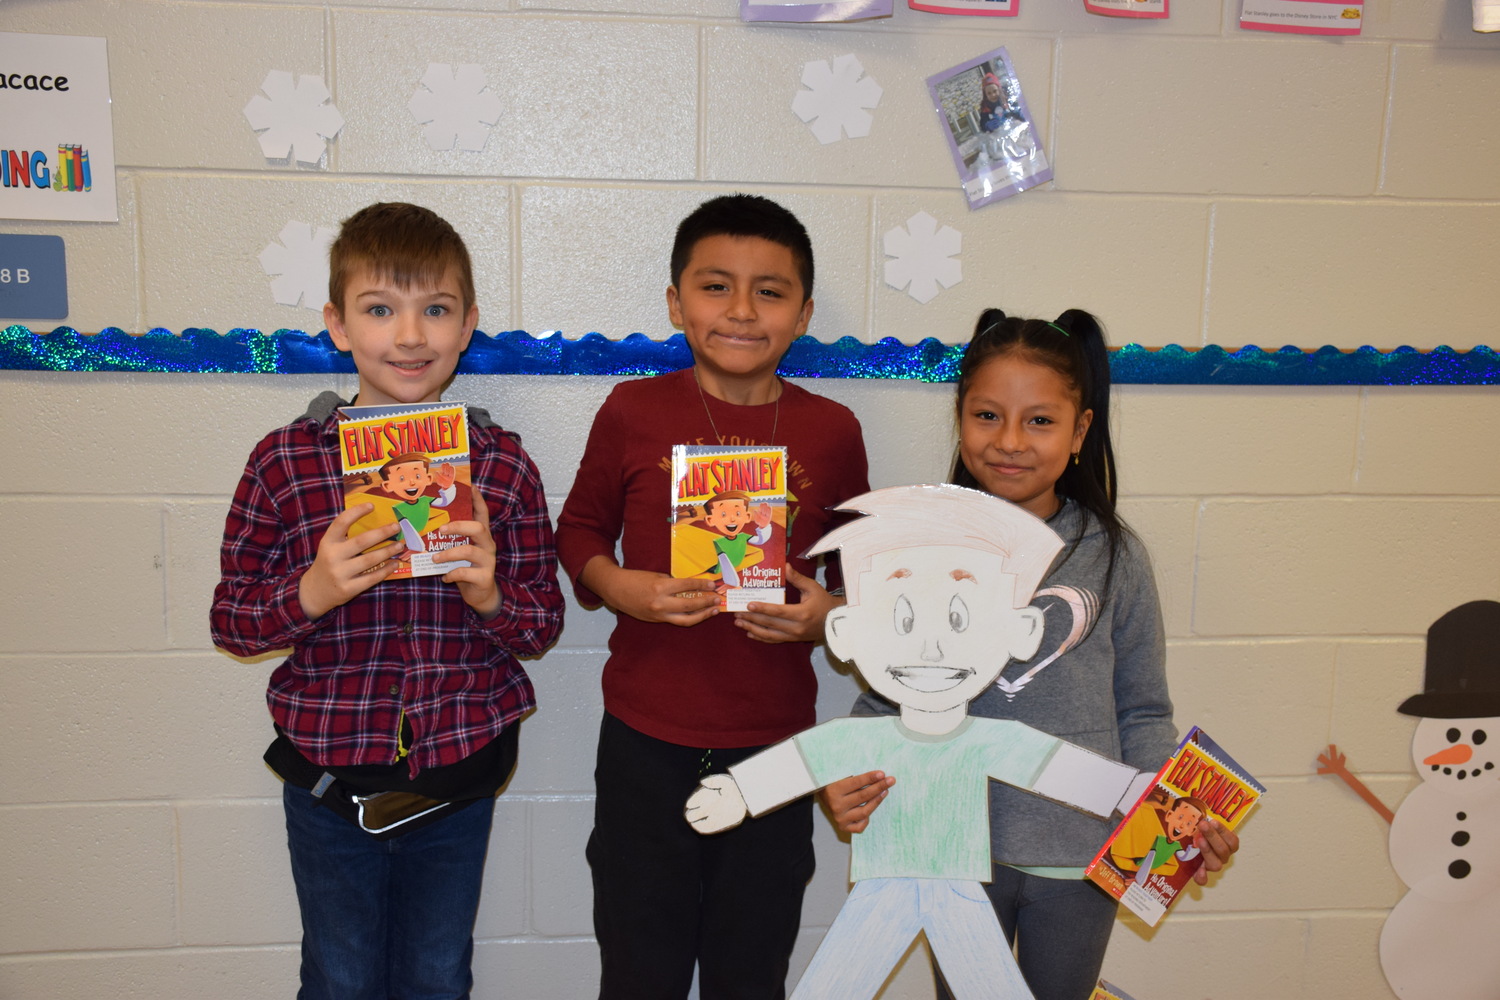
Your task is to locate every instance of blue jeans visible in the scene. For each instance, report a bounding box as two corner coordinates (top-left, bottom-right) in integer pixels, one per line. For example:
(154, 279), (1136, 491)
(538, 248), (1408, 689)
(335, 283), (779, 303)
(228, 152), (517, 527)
(283, 782), (495, 1000)
(933, 863), (1118, 1000)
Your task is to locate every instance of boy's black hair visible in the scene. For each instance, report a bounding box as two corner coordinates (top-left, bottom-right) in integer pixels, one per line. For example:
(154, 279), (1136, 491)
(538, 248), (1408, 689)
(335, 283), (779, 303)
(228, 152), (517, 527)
(949, 307), (1128, 601)
(328, 202), (475, 315)
(670, 194), (814, 301)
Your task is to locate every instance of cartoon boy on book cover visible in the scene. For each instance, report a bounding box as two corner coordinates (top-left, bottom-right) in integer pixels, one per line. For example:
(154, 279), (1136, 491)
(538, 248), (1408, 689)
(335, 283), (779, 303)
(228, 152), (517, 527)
(676, 490), (774, 587)
(683, 485), (1152, 1000)
(1109, 789), (1205, 884)
(349, 453), (464, 557)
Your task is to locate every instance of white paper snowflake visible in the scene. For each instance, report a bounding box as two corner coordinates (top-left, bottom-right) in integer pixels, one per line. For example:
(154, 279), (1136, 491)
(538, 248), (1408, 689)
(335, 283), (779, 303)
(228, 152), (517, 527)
(883, 212), (962, 305)
(243, 70), (345, 166)
(259, 221), (337, 310)
(408, 63), (503, 152)
(791, 54), (882, 145)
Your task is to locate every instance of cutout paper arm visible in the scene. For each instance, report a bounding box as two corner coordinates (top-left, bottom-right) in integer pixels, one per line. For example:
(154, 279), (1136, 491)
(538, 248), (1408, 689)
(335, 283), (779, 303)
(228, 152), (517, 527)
(686, 740), (814, 834)
(685, 723), (1149, 836)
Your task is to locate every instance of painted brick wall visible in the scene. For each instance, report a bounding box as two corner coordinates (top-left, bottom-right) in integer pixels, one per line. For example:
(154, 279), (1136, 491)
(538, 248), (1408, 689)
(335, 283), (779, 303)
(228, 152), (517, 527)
(2, 0), (1497, 997)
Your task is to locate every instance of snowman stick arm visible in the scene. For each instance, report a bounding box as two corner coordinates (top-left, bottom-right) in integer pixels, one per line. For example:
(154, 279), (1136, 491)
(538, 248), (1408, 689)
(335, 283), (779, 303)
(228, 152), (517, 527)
(1316, 743), (1394, 825)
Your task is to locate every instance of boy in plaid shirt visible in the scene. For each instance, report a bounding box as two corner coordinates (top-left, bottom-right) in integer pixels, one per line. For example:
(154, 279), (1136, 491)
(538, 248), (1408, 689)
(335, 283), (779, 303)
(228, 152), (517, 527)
(211, 202), (562, 999)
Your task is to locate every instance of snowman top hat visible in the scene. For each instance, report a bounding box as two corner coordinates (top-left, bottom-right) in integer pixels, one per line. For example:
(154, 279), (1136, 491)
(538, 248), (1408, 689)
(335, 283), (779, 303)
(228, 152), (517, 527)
(1397, 599), (1500, 718)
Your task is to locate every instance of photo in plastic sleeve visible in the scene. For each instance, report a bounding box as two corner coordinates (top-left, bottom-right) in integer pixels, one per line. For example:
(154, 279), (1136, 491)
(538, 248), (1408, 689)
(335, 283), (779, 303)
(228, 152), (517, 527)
(908, 0), (1016, 16)
(926, 49), (1051, 209)
(740, 0), (893, 21)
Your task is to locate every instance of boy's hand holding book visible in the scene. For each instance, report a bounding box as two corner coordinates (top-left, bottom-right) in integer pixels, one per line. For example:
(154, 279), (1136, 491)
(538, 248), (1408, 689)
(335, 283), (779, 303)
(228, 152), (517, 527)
(735, 565), (840, 644)
(432, 488), (502, 620)
(298, 503), (402, 621)
(580, 556), (721, 627)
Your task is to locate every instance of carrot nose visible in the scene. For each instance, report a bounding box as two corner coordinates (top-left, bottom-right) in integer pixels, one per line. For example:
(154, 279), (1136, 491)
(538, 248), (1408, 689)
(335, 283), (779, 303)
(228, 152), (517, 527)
(1423, 743), (1473, 767)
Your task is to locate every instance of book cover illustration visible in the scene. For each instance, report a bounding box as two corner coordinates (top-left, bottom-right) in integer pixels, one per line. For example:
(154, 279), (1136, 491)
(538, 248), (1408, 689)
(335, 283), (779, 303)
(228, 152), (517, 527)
(670, 445), (788, 612)
(1085, 726), (1265, 926)
(1088, 982), (1139, 1000)
(337, 401), (473, 580)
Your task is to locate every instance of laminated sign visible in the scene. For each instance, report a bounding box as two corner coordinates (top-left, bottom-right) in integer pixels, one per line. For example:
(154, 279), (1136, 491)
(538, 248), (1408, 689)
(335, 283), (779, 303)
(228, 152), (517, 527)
(1241, 0), (1363, 34)
(0, 32), (118, 222)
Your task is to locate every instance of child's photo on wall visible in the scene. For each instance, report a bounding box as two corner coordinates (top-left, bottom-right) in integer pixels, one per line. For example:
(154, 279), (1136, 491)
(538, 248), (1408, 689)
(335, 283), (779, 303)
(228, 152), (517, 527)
(927, 47), (1051, 209)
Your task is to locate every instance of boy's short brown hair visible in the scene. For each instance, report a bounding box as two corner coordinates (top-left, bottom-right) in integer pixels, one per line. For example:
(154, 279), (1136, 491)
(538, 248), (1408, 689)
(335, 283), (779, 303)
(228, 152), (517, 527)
(328, 202), (475, 316)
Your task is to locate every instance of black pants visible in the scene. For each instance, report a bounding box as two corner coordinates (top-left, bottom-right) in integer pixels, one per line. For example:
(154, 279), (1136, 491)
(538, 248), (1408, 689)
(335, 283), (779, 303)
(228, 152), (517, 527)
(588, 713), (815, 1000)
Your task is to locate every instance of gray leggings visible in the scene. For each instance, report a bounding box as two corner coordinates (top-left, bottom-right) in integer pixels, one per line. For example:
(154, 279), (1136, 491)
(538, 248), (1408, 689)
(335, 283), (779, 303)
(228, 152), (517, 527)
(933, 862), (1119, 1000)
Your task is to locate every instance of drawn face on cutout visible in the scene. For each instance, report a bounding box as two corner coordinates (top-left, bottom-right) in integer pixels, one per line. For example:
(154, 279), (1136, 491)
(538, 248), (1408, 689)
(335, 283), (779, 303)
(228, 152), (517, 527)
(381, 460), (434, 500)
(827, 546), (1044, 716)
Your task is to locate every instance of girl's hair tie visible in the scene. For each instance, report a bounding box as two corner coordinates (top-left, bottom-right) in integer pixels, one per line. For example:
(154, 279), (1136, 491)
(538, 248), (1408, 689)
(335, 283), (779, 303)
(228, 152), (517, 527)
(1046, 321), (1070, 337)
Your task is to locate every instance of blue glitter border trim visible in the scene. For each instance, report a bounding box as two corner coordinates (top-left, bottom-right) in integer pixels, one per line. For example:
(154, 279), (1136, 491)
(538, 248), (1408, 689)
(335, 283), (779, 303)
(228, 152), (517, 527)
(3, 326), (1497, 385)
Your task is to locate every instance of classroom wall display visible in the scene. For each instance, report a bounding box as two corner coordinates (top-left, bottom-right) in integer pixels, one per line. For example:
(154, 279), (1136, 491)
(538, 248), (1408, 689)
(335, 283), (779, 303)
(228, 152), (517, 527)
(1478, 0), (1500, 30)
(909, 0), (1017, 16)
(883, 212), (962, 305)
(408, 64), (503, 152)
(741, 0), (894, 22)
(1240, 0), (1363, 35)
(5, 326), (1500, 386)
(1084, 0), (1167, 17)
(243, 70), (345, 166)
(0, 32), (118, 223)
(259, 221), (336, 310)
(1317, 601), (1500, 1000)
(927, 48), (1050, 210)
(791, 55), (883, 145)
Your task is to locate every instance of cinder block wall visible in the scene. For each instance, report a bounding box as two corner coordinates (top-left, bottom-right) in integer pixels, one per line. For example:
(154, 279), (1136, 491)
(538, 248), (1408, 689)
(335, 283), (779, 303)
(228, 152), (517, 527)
(2, 0), (1497, 997)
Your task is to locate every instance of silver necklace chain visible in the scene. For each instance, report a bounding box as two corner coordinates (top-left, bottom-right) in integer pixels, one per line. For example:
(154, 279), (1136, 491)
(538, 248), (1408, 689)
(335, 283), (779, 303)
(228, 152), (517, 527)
(694, 371), (781, 445)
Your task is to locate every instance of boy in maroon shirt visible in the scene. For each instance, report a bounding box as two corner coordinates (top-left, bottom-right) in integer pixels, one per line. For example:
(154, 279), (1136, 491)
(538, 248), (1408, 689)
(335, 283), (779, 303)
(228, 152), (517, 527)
(556, 195), (869, 999)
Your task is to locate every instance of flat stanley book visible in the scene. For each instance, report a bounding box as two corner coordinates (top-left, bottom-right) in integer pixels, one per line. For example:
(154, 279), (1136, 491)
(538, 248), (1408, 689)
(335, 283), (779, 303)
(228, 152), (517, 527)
(670, 445), (787, 612)
(1085, 726), (1264, 926)
(338, 401), (474, 580)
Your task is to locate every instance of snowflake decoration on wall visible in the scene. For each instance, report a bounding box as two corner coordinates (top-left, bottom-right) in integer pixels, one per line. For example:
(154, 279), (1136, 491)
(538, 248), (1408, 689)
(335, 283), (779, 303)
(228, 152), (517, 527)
(243, 71), (345, 166)
(883, 212), (962, 305)
(791, 54), (882, 145)
(408, 63), (504, 152)
(259, 221), (337, 310)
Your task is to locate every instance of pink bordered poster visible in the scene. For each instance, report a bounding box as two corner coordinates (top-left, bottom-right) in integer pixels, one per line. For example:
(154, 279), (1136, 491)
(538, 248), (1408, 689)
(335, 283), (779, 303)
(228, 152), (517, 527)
(1241, 0), (1362, 34)
(1085, 0), (1167, 18)
(910, 0), (1016, 17)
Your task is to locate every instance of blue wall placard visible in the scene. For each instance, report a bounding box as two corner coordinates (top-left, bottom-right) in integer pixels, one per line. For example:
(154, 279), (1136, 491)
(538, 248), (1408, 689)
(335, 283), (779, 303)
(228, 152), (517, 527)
(0, 235), (67, 319)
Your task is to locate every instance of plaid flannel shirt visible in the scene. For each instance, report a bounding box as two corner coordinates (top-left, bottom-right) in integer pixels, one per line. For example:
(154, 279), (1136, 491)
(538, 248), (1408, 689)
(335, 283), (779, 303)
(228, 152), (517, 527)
(211, 394), (563, 775)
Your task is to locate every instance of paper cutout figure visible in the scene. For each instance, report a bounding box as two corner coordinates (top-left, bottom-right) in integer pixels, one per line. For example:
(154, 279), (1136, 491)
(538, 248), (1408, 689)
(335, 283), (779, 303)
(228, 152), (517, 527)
(684, 485), (1152, 1000)
(883, 211), (962, 305)
(259, 220), (336, 309)
(243, 70), (344, 165)
(791, 54), (882, 144)
(407, 63), (503, 152)
(1378, 601), (1500, 1000)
